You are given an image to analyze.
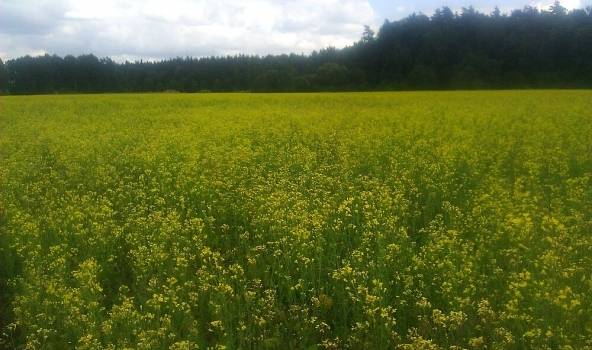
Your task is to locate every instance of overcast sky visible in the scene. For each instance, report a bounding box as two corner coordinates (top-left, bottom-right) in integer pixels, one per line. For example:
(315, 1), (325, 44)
(0, 0), (589, 61)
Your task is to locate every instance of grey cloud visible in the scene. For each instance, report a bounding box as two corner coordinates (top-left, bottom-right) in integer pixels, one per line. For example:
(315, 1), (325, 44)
(0, 0), (70, 35)
(0, 0), (375, 61)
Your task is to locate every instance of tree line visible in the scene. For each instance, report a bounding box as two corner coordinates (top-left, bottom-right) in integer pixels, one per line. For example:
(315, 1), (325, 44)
(1, 2), (591, 94)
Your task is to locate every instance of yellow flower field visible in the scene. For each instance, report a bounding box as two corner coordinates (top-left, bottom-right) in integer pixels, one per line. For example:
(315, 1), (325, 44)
(0, 91), (591, 349)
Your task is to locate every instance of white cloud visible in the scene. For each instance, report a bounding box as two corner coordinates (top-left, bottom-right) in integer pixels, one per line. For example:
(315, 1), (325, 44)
(0, 0), (377, 61)
(534, 0), (581, 10)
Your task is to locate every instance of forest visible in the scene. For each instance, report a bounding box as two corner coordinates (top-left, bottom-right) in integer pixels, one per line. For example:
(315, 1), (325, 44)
(1, 2), (591, 94)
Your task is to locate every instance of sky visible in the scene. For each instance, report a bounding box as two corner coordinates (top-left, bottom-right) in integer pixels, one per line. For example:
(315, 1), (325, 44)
(0, 0), (589, 62)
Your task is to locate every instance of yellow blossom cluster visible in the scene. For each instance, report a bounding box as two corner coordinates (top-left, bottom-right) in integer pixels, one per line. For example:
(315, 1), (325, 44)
(0, 91), (591, 349)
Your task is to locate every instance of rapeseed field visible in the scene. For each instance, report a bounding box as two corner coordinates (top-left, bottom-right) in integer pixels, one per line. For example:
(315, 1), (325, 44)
(0, 91), (591, 349)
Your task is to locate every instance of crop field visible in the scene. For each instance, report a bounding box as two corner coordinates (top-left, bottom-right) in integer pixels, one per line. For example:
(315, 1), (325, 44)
(0, 91), (591, 349)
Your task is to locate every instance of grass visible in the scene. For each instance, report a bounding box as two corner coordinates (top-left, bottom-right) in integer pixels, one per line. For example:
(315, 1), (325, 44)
(1, 91), (591, 349)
